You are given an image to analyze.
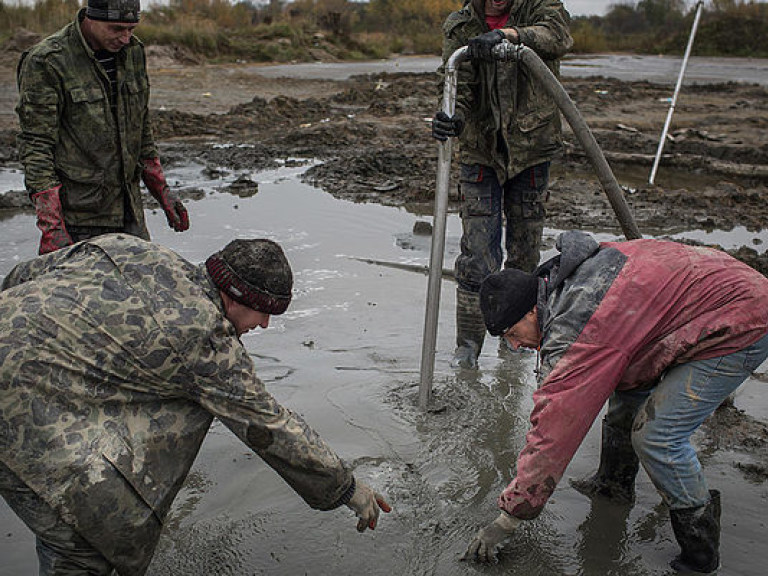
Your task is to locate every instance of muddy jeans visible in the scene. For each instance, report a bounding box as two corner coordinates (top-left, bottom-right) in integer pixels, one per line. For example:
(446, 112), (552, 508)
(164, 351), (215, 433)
(606, 330), (768, 510)
(454, 162), (549, 292)
(0, 462), (114, 575)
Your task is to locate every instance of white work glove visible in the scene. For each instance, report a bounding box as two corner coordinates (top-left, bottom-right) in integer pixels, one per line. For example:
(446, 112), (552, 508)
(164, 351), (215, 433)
(345, 480), (392, 532)
(462, 511), (521, 563)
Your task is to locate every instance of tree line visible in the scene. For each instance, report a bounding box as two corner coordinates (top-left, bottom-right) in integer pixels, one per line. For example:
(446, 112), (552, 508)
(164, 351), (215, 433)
(2, 0), (766, 60)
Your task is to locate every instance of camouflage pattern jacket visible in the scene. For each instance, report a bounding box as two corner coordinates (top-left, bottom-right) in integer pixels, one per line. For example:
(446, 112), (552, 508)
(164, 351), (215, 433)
(0, 235), (353, 575)
(438, 0), (573, 183)
(16, 9), (157, 235)
(498, 231), (768, 520)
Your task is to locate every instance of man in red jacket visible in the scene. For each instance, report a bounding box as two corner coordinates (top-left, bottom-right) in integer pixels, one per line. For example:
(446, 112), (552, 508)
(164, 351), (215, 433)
(463, 230), (768, 574)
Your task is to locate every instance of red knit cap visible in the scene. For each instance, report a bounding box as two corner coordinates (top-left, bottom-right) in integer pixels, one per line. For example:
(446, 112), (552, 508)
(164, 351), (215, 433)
(206, 239), (292, 315)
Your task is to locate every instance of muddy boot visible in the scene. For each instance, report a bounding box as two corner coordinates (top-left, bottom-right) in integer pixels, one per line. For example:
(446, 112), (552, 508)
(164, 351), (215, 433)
(670, 490), (721, 574)
(451, 288), (486, 369)
(570, 421), (639, 504)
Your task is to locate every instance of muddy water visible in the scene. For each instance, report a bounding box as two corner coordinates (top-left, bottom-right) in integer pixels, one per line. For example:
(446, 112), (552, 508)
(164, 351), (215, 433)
(253, 54), (768, 86)
(1, 163), (766, 575)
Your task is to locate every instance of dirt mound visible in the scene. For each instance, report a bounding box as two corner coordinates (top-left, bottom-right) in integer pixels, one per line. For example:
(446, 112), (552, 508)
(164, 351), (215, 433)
(2, 28), (41, 53)
(144, 44), (203, 68)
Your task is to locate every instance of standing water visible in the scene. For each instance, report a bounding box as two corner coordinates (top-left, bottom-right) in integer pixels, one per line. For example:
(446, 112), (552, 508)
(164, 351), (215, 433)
(1, 162), (766, 575)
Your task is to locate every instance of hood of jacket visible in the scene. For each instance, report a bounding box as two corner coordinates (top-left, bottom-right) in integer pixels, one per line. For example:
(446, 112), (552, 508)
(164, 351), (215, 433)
(536, 230), (600, 293)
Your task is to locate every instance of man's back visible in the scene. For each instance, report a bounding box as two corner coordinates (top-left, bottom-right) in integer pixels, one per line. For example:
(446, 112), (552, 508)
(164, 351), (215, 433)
(0, 235), (220, 572)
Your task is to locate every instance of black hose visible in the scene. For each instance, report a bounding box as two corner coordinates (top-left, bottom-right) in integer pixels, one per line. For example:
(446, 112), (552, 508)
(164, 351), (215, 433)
(515, 45), (642, 240)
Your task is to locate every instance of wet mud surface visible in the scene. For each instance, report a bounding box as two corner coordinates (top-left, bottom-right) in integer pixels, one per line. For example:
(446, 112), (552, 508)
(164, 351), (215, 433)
(1, 47), (767, 575)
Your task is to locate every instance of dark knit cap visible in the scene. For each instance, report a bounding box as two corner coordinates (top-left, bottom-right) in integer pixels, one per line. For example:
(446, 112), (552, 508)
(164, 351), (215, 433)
(206, 239), (293, 315)
(87, 0), (140, 23)
(479, 269), (538, 337)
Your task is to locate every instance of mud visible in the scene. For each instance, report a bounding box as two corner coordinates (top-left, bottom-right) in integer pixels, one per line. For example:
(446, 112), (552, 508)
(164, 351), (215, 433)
(1, 46), (767, 575)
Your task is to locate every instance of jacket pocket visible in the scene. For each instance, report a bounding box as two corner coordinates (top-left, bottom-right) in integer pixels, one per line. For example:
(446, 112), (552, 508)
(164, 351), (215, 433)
(459, 164), (494, 217)
(517, 102), (558, 134)
(66, 85), (113, 154)
(516, 75), (558, 134)
(69, 86), (104, 105)
(56, 162), (108, 212)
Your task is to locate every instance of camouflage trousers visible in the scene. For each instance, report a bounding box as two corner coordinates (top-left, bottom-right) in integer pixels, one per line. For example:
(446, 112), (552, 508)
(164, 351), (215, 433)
(0, 462), (115, 575)
(454, 162), (550, 292)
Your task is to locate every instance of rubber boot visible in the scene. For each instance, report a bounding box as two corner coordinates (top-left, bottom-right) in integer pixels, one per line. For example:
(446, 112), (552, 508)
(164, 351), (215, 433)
(670, 490), (721, 574)
(570, 421), (640, 504)
(450, 288), (486, 369)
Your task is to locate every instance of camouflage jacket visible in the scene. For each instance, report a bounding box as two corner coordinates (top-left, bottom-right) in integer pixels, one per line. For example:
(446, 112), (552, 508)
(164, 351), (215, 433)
(438, 0), (573, 183)
(16, 9), (156, 234)
(0, 235), (353, 575)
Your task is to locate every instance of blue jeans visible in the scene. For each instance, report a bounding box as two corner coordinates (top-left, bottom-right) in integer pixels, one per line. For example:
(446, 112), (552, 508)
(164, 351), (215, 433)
(606, 331), (768, 510)
(454, 162), (550, 292)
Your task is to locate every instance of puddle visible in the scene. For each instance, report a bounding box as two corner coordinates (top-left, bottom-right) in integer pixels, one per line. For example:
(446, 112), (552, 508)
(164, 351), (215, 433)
(0, 167), (24, 192)
(1, 163), (766, 576)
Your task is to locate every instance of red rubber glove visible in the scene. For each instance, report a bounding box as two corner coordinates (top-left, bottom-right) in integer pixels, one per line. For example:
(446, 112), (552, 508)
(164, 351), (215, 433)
(141, 157), (189, 232)
(31, 185), (73, 254)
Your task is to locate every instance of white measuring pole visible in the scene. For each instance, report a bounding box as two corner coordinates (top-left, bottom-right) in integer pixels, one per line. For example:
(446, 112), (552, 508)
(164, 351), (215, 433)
(649, 1), (704, 185)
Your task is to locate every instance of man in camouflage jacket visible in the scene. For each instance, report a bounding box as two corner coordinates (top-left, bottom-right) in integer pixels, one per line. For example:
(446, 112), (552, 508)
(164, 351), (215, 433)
(432, 0), (572, 369)
(16, 0), (189, 256)
(0, 234), (389, 575)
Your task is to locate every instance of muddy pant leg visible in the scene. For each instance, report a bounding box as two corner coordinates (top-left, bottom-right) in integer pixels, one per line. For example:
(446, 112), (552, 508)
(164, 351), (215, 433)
(454, 164), (504, 292)
(453, 164), (503, 367)
(503, 162), (549, 273)
(570, 390), (646, 502)
(0, 462), (114, 576)
(632, 331), (768, 509)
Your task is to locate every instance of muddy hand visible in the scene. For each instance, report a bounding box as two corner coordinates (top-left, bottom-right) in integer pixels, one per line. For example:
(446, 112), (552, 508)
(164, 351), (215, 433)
(461, 512), (521, 563)
(346, 480), (392, 532)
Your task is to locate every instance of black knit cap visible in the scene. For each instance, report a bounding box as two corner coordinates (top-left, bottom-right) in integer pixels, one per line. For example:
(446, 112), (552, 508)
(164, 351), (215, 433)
(479, 269), (538, 337)
(87, 0), (141, 23)
(206, 239), (293, 315)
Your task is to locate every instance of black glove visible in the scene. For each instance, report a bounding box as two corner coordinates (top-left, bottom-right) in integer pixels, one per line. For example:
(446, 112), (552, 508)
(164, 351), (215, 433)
(432, 110), (465, 141)
(468, 29), (506, 62)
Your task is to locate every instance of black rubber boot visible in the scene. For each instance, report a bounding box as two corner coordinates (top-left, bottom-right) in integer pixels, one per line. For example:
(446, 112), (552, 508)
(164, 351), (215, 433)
(451, 288), (486, 369)
(670, 490), (721, 574)
(570, 421), (640, 504)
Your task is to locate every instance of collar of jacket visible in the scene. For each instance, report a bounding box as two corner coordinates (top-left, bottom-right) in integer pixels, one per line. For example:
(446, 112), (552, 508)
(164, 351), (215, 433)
(199, 263), (230, 316)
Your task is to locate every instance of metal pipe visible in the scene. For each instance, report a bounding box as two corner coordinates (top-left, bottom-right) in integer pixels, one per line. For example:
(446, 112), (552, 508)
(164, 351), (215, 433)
(649, 1), (704, 185)
(418, 42), (643, 408)
(419, 46), (468, 409)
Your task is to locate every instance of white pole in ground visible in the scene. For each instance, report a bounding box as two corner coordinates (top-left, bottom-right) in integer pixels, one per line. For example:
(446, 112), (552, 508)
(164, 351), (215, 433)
(649, 1), (704, 185)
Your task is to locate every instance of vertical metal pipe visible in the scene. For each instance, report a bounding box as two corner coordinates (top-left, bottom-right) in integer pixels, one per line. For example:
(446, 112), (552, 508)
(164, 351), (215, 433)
(649, 1), (704, 185)
(419, 47), (467, 410)
(419, 42), (643, 408)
